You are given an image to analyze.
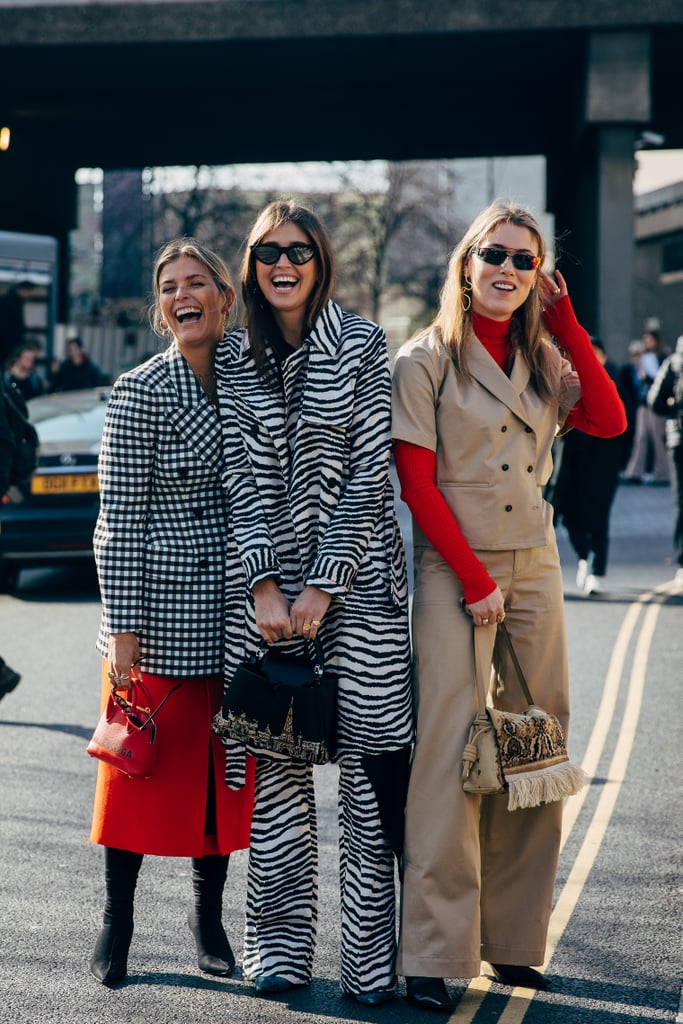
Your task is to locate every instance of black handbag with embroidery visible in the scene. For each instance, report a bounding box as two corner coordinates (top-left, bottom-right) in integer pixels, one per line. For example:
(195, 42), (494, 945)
(219, 639), (337, 765)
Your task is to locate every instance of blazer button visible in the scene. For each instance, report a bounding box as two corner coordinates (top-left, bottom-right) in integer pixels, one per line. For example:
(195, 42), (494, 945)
(178, 466), (189, 477)
(505, 504), (513, 512)
(502, 464), (509, 471)
(192, 507), (204, 518)
(501, 425), (508, 432)
(198, 558), (209, 569)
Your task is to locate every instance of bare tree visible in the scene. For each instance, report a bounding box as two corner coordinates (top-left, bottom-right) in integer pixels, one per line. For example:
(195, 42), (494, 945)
(329, 160), (464, 324)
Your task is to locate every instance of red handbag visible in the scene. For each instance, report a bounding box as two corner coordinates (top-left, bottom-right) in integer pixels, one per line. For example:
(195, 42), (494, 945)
(86, 675), (179, 778)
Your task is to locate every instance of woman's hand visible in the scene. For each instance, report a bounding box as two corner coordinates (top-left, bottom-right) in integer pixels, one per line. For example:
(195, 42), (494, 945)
(108, 632), (141, 689)
(290, 586), (332, 641)
(537, 268), (567, 310)
(466, 585), (506, 627)
(252, 578), (293, 644)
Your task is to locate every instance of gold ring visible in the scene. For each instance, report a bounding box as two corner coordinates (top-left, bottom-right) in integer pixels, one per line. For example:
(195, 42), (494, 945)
(302, 622), (311, 632)
(311, 619), (321, 627)
(497, 613), (506, 622)
(555, 288), (561, 295)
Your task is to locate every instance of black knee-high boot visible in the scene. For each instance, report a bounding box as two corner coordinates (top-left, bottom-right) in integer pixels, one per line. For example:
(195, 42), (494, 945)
(188, 854), (235, 976)
(90, 847), (143, 986)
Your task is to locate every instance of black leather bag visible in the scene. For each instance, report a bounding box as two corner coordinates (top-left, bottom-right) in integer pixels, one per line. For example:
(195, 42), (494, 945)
(219, 640), (337, 765)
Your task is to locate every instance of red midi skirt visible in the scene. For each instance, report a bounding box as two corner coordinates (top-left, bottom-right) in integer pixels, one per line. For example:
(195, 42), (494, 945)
(90, 662), (255, 857)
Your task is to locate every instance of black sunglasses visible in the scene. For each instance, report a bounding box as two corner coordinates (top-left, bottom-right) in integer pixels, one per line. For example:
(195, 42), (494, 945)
(250, 242), (317, 266)
(474, 247), (541, 272)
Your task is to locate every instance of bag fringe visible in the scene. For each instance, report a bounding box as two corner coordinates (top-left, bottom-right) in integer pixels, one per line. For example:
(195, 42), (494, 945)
(505, 762), (588, 812)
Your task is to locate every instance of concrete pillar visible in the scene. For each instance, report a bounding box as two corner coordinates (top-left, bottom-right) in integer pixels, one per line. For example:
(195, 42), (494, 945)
(595, 126), (638, 357)
(585, 30), (651, 360)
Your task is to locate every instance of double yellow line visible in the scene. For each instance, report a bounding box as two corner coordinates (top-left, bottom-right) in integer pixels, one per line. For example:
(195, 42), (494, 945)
(447, 583), (673, 1023)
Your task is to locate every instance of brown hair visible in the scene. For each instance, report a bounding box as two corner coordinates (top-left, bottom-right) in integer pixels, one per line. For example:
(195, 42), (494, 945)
(427, 200), (557, 401)
(241, 200), (335, 374)
(149, 237), (235, 339)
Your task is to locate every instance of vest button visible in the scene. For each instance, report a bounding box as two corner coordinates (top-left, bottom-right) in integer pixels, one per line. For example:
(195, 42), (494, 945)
(527, 465), (533, 473)
(502, 464), (509, 471)
(505, 504), (512, 512)
(501, 425), (508, 432)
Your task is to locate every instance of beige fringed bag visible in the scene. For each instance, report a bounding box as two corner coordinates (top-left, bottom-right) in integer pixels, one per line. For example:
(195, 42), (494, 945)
(462, 622), (587, 811)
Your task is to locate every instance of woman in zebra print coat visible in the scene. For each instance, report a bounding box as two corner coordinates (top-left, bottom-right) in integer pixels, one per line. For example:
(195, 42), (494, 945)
(214, 201), (414, 1004)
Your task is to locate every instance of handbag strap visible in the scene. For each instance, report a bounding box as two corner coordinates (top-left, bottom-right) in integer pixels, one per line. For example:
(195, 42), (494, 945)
(258, 635), (326, 675)
(473, 621), (535, 715)
(111, 678), (182, 731)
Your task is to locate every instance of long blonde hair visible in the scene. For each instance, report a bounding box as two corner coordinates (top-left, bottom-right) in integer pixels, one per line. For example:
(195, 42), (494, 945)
(430, 200), (557, 401)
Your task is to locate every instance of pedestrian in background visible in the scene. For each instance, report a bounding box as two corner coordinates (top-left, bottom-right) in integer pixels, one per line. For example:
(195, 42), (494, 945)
(0, 316), (23, 699)
(89, 238), (255, 987)
(214, 200), (414, 1005)
(392, 200), (626, 1010)
(622, 329), (669, 485)
(648, 333), (683, 587)
(49, 336), (106, 391)
(5, 341), (45, 403)
(0, 280), (37, 356)
(546, 338), (627, 594)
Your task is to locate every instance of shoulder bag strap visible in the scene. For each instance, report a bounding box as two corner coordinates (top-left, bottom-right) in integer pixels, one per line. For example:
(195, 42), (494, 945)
(472, 621), (536, 714)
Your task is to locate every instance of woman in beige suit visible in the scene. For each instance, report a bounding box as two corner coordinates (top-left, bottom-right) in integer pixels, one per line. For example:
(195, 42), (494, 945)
(391, 201), (626, 1011)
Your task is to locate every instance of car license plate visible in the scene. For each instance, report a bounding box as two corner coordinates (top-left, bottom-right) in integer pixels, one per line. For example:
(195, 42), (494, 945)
(31, 473), (99, 495)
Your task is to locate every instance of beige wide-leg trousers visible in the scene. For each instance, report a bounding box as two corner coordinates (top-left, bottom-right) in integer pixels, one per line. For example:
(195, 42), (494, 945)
(398, 541), (569, 979)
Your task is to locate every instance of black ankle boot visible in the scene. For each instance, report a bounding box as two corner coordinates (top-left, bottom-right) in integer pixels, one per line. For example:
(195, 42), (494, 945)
(90, 847), (142, 986)
(90, 918), (134, 986)
(188, 855), (234, 976)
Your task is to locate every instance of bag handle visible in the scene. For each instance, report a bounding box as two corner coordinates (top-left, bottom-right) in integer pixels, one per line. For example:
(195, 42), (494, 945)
(472, 620), (535, 715)
(258, 636), (326, 676)
(111, 677), (181, 733)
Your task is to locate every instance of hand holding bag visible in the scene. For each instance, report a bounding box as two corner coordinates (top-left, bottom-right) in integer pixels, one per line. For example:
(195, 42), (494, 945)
(461, 622), (587, 811)
(86, 673), (180, 778)
(218, 638), (337, 765)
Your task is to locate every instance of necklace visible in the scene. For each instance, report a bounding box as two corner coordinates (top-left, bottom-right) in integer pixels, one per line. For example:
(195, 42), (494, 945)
(192, 370), (218, 407)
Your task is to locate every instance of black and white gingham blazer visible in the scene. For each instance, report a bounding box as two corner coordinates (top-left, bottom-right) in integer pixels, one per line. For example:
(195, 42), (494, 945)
(94, 343), (230, 676)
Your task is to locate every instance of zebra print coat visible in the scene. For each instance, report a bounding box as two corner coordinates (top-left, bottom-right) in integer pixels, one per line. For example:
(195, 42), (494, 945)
(215, 300), (414, 757)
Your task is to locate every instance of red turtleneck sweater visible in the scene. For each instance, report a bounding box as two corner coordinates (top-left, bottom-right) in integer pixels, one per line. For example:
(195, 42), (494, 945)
(393, 300), (627, 604)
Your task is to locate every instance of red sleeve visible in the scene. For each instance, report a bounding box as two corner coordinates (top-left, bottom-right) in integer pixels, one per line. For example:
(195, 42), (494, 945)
(393, 439), (497, 605)
(542, 297), (627, 437)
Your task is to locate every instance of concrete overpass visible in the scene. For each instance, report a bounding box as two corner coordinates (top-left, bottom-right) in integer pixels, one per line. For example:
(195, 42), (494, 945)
(1, 0), (682, 356)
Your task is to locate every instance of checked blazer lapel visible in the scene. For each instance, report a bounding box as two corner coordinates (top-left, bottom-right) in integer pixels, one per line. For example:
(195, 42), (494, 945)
(163, 345), (223, 473)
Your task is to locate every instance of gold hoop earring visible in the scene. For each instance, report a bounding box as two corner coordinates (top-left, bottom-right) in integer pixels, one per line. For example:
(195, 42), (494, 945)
(461, 275), (472, 313)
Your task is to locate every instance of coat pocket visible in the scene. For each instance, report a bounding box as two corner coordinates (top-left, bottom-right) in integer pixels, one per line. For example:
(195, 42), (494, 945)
(143, 544), (201, 583)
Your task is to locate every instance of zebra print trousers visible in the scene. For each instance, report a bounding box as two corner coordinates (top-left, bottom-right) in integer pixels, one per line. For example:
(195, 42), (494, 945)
(242, 754), (399, 994)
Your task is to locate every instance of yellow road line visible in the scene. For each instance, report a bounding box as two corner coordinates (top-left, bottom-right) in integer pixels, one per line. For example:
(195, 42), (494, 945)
(495, 598), (663, 1024)
(447, 589), (666, 1023)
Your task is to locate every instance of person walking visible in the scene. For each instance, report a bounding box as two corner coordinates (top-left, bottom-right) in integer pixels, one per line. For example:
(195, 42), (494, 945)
(648, 333), (683, 586)
(391, 201), (626, 1010)
(546, 339), (628, 594)
(213, 200), (414, 1005)
(89, 238), (255, 987)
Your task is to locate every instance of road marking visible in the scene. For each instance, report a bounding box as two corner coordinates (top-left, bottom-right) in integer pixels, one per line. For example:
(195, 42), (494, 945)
(445, 589), (667, 1022)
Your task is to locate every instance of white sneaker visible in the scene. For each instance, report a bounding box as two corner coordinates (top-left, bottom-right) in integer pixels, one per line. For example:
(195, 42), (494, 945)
(584, 574), (604, 595)
(576, 560), (589, 589)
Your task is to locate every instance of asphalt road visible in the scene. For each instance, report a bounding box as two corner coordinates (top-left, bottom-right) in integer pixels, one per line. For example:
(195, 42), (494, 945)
(0, 479), (681, 1024)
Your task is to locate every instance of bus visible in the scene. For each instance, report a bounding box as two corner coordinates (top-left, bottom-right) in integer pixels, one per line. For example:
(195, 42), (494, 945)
(0, 230), (59, 367)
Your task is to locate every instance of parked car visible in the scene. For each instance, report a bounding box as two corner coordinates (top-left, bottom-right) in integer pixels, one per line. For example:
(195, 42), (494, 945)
(0, 387), (111, 590)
